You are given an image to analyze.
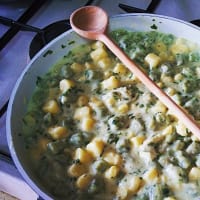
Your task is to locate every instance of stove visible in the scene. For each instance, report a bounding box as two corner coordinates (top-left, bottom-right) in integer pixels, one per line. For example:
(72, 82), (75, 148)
(0, 0), (200, 199)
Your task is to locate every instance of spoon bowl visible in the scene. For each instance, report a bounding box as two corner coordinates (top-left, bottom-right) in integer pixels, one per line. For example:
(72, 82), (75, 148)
(70, 6), (108, 40)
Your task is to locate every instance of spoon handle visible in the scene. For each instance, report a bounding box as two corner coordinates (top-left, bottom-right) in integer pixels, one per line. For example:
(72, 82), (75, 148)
(99, 33), (200, 138)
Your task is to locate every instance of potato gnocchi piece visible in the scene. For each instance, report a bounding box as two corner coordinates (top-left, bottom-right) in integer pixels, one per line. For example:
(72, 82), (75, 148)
(103, 150), (122, 166)
(97, 57), (112, 69)
(68, 163), (87, 177)
(164, 197), (177, 200)
(80, 117), (95, 132)
(71, 62), (83, 72)
(42, 100), (60, 114)
(113, 63), (127, 75)
(86, 138), (105, 158)
(188, 167), (200, 181)
(117, 175), (142, 199)
(48, 126), (68, 140)
(74, 148), (93, 164)
(59, 79), (75, 93)
(145, 53), (161, 68)
(130, 135), (146, 148)
(90, 47), (108, 62)
(143, 167), (159, 183)
(74, 106), (92, 120)
(101, 76), (120, 90)
(104, 165), (120, 179)
(76, 174), (92, 189)
(77, 95), (89, 107)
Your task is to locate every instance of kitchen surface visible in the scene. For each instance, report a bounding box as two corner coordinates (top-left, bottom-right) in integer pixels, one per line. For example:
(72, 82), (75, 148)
(1, 0), (200, 199)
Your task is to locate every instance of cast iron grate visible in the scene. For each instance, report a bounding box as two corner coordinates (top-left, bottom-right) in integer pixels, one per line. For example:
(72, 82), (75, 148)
(29, 0), (94, 58)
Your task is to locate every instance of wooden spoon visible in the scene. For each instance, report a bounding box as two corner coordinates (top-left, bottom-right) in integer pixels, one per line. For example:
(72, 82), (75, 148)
(70, 6), (200, 138)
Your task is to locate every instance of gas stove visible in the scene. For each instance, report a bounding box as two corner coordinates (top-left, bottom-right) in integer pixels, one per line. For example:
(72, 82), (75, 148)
(0, 0), (200, 199)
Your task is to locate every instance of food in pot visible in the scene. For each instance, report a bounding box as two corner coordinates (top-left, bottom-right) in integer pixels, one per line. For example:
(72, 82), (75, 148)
(22, 30), (200, 200)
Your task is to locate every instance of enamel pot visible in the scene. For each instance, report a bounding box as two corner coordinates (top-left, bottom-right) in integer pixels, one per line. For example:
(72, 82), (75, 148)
(6, 13), (200, 199)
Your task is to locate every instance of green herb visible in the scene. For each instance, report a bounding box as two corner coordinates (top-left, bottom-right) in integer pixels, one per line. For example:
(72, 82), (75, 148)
(111, 115), (130, 130)
(113, 92), (121, 100)
(128, 114), (135, 119)
(36, 76), (42, 86)
(43, 49), (53, 57)
(61, 44), (66, 48)
(92, 85), (102, 95)
(68, 40), (75, 45)
(107, 133), (119, 144)
(150, 24), (158, 30)
(72, 159), (80, 164)
(139, 104), (144, 108)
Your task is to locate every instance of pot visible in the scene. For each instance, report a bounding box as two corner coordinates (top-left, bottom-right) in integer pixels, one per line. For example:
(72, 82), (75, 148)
(6, 13), (200, 199)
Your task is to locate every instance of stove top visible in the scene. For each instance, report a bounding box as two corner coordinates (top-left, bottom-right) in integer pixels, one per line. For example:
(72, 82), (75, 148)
(1, 0), (200, 199)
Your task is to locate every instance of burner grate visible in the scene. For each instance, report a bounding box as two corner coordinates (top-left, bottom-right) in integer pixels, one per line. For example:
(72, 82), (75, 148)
(29, 19), (71, 59)
(0, 0), (47, 51)
(119, 0), (161, 13)
(29, 0), (95, 58)
(119, 0), (200, 28)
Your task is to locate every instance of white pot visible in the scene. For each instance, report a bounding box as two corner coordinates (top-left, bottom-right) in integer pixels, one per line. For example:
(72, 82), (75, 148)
(6, 13), (200, 199)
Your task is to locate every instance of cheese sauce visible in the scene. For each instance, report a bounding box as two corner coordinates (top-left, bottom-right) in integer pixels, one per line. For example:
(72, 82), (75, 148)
(22, 30), (200, 200)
